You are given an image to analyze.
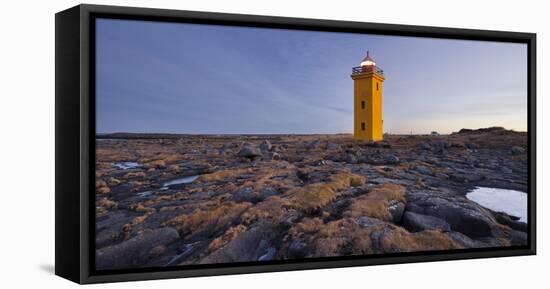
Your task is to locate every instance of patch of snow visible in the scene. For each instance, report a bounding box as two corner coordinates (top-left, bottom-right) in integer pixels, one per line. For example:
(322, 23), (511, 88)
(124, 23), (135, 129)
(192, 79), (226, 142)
(162, 175), (200, 188)
(112, 162), (141, 170)
(258, 247), (276, 261)
(136, 191), (152, 197)
(165, 244), (194, 267)
(466, 187), (527, 223)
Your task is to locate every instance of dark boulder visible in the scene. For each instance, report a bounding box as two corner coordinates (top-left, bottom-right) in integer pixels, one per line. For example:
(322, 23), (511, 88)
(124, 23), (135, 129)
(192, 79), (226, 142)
(96, 228), (180, 270)
(386, 154), (400, 164)
(406, 191), (500, 238)
(402, 211), (451, 232)
(259, 186), (279, 199)
(200, 221), (279, 264)
(327, 142), (341, 150)
(414, 165), (433, 175)
(511, 146), (525, 155)
(345, 153), (358, 164)
(260, 139), (272, 151)
(288, 238), (308, 258)
(418, 142), (432, 150)
(233, 187), (260, 203)
(389, 201), (406, 223)
(237, 146), (262, 159)
(307, 140), (322, 150)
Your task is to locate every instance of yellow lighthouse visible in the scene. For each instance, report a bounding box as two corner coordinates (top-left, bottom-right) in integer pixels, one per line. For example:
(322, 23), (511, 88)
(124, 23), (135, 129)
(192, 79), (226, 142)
(351, 51), (385, 141)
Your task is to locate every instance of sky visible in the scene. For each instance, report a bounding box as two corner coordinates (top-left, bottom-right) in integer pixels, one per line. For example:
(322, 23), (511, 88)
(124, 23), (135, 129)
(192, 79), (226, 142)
(96, 18), (528, 135)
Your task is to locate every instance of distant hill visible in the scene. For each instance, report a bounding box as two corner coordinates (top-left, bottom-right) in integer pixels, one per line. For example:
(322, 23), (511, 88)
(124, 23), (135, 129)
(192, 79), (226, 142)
(452, 127), (526, 135)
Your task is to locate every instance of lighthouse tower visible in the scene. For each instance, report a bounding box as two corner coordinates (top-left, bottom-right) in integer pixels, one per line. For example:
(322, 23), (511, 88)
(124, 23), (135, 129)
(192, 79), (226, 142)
(351, 51), (385, 141)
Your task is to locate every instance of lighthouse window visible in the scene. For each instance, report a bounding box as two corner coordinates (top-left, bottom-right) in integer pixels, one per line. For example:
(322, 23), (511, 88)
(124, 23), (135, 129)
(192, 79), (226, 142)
(361, 101), (365, 109)
(376, 82), (379, 91)
(361, 122), (365, 131)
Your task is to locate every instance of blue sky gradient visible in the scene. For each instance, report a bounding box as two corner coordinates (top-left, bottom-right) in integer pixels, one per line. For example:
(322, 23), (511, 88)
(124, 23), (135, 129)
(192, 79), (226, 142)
(96, 18), (527, 134)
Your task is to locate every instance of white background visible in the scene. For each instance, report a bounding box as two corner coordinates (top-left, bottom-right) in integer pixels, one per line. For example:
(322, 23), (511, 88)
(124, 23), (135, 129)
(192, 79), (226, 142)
(0, 0), (547, 287)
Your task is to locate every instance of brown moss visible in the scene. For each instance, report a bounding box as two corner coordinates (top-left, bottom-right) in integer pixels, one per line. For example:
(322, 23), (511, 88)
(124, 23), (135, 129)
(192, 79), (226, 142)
(97, 186), (111, 194)
(130, 203), (156, 214)
(162, 202), (251, 236)
(149, 159), (166, 168)
(288, 183), (336, 213)
(96, 180), (107, 188)
(122, 215), (149, 233)
(108, 177), (121, 186)
(289, 218), (324, 235)
(148, 245), (166, 258)
(203, 224), (247, 256)
(97, 198), (118, 210)
(348, 183), (406, 221)
(240, 196), (292, 224)
(168, 164), (181, 173)
(288, 172), (365, 213)
(124, 171), (147, 179)
(288, 217), (374, 257)
(198, 168), (251, 182)
(380, 228), (462, 252)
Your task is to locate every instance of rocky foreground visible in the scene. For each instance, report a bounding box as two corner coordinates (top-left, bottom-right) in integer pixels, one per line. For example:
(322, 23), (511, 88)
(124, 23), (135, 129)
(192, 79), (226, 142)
(95, 127), (528, 270)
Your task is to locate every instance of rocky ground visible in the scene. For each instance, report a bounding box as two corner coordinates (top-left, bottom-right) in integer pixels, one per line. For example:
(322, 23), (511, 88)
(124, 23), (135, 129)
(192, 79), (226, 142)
(94, 127), (528, 270)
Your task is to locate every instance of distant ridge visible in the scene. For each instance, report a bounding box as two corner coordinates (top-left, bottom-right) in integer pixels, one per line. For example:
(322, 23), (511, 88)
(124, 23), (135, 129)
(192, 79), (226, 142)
(452, 127), (526, 135)
(96, 132), (353, 139)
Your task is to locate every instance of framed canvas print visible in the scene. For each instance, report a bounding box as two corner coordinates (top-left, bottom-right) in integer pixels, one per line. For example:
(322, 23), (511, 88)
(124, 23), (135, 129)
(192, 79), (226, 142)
(55, 4), (536, 284)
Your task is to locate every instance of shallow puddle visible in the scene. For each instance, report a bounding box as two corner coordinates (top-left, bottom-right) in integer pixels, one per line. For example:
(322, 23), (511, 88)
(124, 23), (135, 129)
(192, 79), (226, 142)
(466, 187), (527, 223)
(112, 162), (141, 170)
(162, 175), (200, 188)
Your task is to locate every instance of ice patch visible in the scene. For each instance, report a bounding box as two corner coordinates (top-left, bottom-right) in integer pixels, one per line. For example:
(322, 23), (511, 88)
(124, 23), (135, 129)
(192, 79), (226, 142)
(466, 187), (527, 223)
(162, 175), (199, 188)
(112, 162), (141, 170)
(136, 191), (152, 197)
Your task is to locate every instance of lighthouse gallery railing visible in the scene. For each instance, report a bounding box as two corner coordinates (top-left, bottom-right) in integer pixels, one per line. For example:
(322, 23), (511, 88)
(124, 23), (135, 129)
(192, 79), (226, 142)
(351, 66), (384, 75)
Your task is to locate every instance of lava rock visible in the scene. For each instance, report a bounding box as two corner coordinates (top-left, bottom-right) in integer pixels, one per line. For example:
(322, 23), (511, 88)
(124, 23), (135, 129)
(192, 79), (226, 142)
(345, 153), (358, 164)
(418, 142), (432, 150)
(200, 221), (279, 264)
(237, 146), (262, 159)
(307, 140), (322, 150)
(327, 142), (341, 150)
(402, 211), (451, 232)
(388, 201), (406, 223)
(511, 146), (525, 155)
(259, 186), (279, 199)
(406, 192), (498, 238)
(386, 154), (400, 164)
(260, 139), (272, 151)
(414, 165), (433, 175)
(233, 187), (259, 202)
(96, 228), (180, 270)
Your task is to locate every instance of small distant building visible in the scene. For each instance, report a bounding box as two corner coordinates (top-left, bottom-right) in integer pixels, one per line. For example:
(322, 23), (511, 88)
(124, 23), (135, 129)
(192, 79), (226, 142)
(351, 51), (385, 141)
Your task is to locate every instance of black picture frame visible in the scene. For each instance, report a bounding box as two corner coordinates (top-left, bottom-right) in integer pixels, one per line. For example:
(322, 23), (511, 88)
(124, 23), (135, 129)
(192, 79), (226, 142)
(55, 4), (536, 284)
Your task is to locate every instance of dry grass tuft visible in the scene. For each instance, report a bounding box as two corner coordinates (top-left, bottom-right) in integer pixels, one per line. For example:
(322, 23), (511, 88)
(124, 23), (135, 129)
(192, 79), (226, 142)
(348, 183), (406, 221)
(97, 198), (118, 210)
(380, 228), (462, 252)
(203, 224), (247, 256)
(288, 172), (366, 213)
(124, 171), (147, 179)
(289, 218), (324, 235)
(240, 196), (292, 224)
(198, 168), (252, 182)
(148, 159), (166, 168)
(148, 245), (167, 258)
(162, 202), (251, 236)
(96, 180), (107, 188)
(97, 186), (111, 194)
(287, 217), (374, 257)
